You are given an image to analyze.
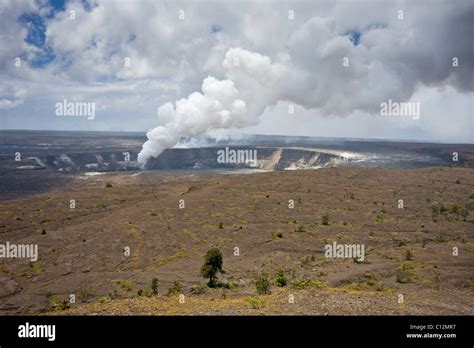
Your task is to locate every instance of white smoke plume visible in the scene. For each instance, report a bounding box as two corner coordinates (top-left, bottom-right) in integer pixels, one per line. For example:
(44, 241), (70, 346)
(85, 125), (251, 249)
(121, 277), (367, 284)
(137, 76), (247, 165)
(138, 48), (283, 166)
(138, 2), (473, 166)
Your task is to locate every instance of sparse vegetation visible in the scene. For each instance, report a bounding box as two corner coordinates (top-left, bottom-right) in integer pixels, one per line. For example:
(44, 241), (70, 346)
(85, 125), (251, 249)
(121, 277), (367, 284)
(375, 214), (385, 222)
(294, 224), (305, 232)
(291, 278), (328, 290)
(116, 280), (133, 293)
(300, 255), (314, 266)
(2, 156), (473, 315)
(78, 289), (95, 303)
(30, 262), (42, 275)
(49, 295), (71, 311)
(105, 182), (113, 188)
(157, 250), (184, 266)
(431, 202), (469, 221)
(396, 262), (419, 284)
(168, 280), (182, 295)
(396, 240), (407, 247)
(190, 285), (207, 295)
(137, 289), (151, 297)
(245, 297), (264, 309)
(272, 231), (283, 240)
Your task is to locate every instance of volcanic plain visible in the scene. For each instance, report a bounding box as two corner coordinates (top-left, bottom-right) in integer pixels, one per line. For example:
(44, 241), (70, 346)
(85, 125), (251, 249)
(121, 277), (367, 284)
(0, 166), (473, 315)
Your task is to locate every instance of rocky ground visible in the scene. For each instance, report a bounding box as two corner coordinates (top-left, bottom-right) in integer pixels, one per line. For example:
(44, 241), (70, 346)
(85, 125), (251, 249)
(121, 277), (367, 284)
(0, 167), (473, 315)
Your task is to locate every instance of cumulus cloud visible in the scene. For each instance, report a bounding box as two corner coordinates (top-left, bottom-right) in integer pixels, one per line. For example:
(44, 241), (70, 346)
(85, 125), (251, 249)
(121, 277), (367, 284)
(0, 0), (472, 146)
(0, 83), (26, 109)
(138, 0), (474, 164)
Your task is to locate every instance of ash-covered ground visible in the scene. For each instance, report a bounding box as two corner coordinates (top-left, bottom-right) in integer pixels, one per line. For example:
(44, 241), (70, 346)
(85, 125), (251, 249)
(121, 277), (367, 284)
(0, 131), (473, 315)
(1, 130), (473, 200)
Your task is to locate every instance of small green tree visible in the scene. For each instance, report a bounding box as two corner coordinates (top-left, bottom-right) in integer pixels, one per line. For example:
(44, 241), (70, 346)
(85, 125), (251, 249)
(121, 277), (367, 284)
(151, 277), (159, 295)
(200, 246), (223, 288)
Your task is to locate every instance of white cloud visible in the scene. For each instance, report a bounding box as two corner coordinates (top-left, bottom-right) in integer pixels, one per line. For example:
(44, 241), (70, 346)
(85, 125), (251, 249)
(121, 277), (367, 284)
(0, 0), (472, 146)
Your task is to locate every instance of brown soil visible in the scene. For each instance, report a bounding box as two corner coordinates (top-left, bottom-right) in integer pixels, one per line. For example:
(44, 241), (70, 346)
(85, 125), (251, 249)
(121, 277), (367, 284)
(0, 167), (473, 315)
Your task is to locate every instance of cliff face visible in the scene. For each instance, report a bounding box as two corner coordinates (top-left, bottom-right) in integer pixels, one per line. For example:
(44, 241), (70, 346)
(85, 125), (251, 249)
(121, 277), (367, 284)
(7, 151), (140, 173)
(145, 147), (341, 171)
(4, 146), (343, 173)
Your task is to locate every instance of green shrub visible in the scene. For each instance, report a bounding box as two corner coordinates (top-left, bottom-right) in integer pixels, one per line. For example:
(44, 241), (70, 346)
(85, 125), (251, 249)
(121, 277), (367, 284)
(294, 225), (305, 233)
(217, 281), (231, 289)
(168, 280), (182, 295)
(137, 289), (150, 297)
(53, 300), (71, 311)
(449, 204), (469, 220)
(245, 297), (264, 309)
(300, 255), (313, 266)
(78, 289), (95, 302)
(275, 270), (287, 287)
(116, 280), (133, 292)
(397, 240), (407, 247)
(272, 232), (283, 240)
(322, 213), (330, 226)
(396, 270), (413, 284)
(190, 285), (207, 295)
(396, 262), (417, 283)
(49, 295), (71, 311)
(151, 277), (159, 295)
(255, 273), (271, 295)
(105, 182), (113, 188)
(291, 278), (328, 290)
